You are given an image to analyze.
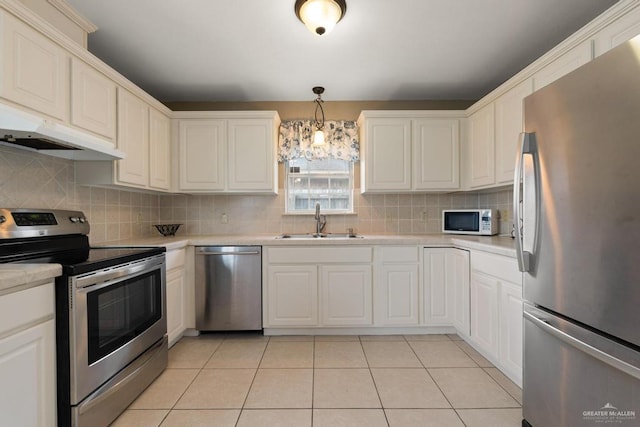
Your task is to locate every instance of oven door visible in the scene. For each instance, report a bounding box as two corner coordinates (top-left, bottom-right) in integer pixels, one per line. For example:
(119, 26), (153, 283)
(69, 254), (166, 404)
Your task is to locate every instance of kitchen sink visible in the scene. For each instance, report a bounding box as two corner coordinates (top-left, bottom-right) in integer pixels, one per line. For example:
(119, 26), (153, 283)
(276, 233), (363, 239)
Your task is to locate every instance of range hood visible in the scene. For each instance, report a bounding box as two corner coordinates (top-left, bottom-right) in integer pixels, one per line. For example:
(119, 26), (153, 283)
(0, 103), (125, 161)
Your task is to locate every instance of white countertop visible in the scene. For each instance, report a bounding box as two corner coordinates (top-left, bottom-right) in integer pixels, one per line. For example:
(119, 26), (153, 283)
(108, 233), (517, 258)
(0, 263), (61, 294)
(0, 234), (516, 293)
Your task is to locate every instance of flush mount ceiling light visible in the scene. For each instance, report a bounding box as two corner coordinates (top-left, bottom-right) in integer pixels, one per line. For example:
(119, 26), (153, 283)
(295, 0), (347, 36)
(311, 86), (326, 146)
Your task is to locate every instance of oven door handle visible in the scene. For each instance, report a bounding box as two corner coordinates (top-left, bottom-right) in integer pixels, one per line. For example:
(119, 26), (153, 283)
(75, 257), (164, 290)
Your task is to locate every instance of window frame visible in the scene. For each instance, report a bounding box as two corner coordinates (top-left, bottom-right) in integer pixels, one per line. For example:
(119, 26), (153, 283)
(284, 158), (355, 215)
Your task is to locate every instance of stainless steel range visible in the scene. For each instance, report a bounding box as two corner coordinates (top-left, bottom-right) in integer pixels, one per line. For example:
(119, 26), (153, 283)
(0, 208), (168, 427)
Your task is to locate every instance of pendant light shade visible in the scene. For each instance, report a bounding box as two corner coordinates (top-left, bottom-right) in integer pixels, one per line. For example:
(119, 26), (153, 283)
(295, 0), (347, 36)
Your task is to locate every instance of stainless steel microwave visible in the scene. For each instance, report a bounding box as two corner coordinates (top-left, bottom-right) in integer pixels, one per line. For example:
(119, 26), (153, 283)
(442, 209), (499, 235)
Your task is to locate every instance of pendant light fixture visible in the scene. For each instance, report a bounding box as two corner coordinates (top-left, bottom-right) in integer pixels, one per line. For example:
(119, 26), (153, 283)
(295, 0), (347, 36)
(311, 86), (326, 146)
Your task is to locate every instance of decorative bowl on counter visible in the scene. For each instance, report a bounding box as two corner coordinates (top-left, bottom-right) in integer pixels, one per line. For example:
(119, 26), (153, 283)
(153, 224), (182, 237)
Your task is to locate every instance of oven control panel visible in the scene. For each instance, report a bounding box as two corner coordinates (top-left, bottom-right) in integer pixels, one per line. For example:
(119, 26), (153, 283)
(0, 208), (89, 238)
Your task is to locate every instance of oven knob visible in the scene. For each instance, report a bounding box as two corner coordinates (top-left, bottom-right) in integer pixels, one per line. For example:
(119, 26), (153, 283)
(79, 217), (87, 223)
(69, 216), (79, 223)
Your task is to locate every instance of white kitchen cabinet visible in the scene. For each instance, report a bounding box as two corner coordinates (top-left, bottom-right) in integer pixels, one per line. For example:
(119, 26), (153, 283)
(165, 247), (187, 347)
(0, 9), (68, 121)
(375, 246), (420, 326)
(412, 118), (460, 190)
(451, 249), (470, 337)
(467, 103), (496, 188)
(149, 107), (171, 191)
(532, 40), (593, 91)
(175, 112), (280, 194)
(470, 270), (500, 359)
(227, 118), (277, 192)
(359, 117), (412, 192)
(116, 88), (149, 187)
(70, 57), (116, 140)
(499, 280), (523, 382)
(0, 281), (56, 427)
(321, 264), (372, 326)
(266, 265), (318, 326)
(470, 250), (523, 385)
(594, 6), (640, 57)
(263, 246), (372, 328)
(494, 79), (533, 184)
(422, 248), (459, 326)
(178, 119), (226, 191)
(358, 112), (463, 193)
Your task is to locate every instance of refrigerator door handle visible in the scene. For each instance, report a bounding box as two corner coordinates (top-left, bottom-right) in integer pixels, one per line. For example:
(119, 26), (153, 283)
(513, 132), (535, 272)
(524, 308), (640, 381)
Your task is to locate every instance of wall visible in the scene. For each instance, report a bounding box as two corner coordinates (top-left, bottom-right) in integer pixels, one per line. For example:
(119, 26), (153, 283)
(0, 143), (513, 244)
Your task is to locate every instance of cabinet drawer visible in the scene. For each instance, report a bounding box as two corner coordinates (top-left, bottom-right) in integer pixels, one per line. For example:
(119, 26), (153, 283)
(165, 248), (186, 271)
(0, 281), (54, 336)
(379, 246), (419, 263)
(267, 246), (372, 264)
(471, 251), (521, 285)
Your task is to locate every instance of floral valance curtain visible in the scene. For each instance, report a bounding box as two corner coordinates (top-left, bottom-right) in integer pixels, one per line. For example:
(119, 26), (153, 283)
(278, 119), (359, 162)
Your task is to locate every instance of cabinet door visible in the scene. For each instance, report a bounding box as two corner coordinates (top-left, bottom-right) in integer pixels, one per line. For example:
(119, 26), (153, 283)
(452, 249), (470, 337)
(227, 118), (276, 192)
(166, 268), (185, 347)
(412, 118), (460, 190)
(362, 118), (411, 191)
(594, 7), (640, 57)
(321, 265), (372, 326)
(422, 248), (456, 325)
(533, 41), (592, 91)
(494, 79), (533, 184)
(470, 271), (499, 360)
(378, 264), (419, 325)
(499, 280), (523, 383)
(178, 119), (226, 191)
(117, 88), (149, 187)
(0, 320), (56, 427)
(266, 265), (318, 326)
(0, 11), (68, 120)
(468, 103), (495, 188)
(149, 107), (171, 191)
(70, 57), (116, 140)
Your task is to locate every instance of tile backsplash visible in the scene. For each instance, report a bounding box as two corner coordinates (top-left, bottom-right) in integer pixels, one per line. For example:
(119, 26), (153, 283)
(0, 146), (513, 244)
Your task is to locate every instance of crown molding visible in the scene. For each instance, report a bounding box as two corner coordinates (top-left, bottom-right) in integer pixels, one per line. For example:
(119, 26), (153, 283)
(46, 0), (97, 33)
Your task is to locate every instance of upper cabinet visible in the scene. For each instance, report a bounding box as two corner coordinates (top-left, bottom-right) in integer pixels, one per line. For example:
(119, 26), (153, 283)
(116, 88), (149, 187)
(358, 111), (463, 193)
(532, 40), (593, 91)
(148, 107), (171, 191)
(70, 57), (116, 141)
(494, 79), (533, 184)
(0, 9), (68, 121)
(466, 104), (495, 188)
(593, 5), (640, 56)
(173, 111), (279, 194)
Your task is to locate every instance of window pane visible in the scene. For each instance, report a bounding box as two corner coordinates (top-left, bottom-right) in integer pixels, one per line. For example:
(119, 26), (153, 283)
(285, 158), (353, 214)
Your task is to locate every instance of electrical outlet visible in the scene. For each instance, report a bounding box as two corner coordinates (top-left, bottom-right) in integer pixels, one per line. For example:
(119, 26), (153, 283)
(136, 211), (143, 224)
(221, 213), (228, 224)
(421, 211), (428, 222)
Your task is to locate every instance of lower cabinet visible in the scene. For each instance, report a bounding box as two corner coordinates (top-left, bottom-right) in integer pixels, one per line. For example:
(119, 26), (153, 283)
(470, 251), (523, 385)
(0, 281), (56, 426)
(263, 247), (373, 328)
(376, 246), (420, 326)
(165, 248), (187, 347)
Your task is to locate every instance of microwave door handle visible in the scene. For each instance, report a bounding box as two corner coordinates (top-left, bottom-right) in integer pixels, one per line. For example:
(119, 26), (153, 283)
(513, 132), (536, 272)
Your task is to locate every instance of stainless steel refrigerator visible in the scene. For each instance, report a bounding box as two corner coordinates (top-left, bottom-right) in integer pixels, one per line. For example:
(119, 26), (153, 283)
(515, 36), (640, 426)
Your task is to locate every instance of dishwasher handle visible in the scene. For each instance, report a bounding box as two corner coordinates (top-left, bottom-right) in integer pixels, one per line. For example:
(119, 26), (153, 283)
(195, 247), (261, 256)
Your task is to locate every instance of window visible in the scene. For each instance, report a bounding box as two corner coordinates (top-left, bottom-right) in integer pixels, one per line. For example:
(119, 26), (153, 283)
(286, 157), (353, 214)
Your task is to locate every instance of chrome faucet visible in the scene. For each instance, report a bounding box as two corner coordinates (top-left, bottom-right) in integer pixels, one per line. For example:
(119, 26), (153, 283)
(314, 202), (326, 235)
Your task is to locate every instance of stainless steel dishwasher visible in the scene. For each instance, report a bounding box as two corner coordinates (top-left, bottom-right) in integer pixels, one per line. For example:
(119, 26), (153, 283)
(195, 246), (262, 331)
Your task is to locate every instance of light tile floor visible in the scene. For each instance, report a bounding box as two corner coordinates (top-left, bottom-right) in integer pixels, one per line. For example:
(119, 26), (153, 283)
(111, 333), (522, 427)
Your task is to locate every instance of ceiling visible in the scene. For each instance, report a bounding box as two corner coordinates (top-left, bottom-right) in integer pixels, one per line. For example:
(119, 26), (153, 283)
(66, 0), (618, 103)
